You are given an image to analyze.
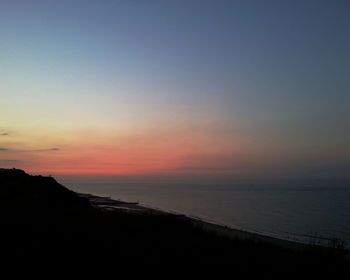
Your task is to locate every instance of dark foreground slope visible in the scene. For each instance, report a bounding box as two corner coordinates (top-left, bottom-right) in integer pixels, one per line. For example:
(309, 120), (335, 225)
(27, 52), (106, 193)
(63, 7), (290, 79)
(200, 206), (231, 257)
(0, 169), (349, 276)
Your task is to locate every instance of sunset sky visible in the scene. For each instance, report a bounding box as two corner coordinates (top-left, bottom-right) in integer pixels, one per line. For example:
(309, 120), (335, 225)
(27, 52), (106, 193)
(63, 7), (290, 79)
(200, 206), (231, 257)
(1, 0), (349, 179)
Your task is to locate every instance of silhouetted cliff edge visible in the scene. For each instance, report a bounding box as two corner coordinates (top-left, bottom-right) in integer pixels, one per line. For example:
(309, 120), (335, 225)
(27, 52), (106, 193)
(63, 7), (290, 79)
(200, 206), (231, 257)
(0, 169), (348, 276)
(0, 168), (92, 213)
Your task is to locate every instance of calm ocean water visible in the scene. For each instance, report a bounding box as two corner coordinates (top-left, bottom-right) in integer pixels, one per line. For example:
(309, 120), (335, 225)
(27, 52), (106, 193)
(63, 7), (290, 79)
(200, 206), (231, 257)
(63, 179), (350, 246)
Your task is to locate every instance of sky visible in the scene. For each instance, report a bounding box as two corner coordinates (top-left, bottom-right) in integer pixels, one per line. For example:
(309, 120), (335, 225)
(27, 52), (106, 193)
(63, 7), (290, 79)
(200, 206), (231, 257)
(1, 0), (350, 180)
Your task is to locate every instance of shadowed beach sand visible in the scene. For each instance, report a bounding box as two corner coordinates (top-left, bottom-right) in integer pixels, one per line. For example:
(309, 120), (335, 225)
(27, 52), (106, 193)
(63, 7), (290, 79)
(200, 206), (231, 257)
(78, 193), (347, 254)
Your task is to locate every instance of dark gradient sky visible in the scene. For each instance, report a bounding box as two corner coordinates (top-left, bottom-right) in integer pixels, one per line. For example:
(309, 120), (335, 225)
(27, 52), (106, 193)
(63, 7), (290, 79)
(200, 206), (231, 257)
(1, 0), (349, 178)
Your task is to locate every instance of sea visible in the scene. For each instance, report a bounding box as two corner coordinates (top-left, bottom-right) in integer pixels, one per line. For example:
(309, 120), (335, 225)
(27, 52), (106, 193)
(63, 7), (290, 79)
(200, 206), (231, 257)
(62, 178), (350, 247)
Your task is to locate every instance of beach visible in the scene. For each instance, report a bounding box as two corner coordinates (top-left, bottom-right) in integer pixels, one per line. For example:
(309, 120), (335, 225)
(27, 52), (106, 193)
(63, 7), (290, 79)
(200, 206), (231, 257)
(66, 179), (350, 247)
(78, 192), (348, 254)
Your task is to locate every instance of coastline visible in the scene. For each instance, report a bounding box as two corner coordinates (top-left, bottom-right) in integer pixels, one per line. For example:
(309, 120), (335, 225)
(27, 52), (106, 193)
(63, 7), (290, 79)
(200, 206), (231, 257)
(78, 192), (346, 254)
(2, 169), (349, 273)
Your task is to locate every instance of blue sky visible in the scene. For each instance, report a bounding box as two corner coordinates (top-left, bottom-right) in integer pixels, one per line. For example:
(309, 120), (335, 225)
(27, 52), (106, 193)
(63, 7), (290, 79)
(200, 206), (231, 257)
(1, 0), (349, 178)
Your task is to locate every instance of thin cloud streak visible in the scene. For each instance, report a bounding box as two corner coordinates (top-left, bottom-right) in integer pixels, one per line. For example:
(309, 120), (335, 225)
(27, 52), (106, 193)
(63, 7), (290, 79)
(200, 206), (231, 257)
(173, 166), (247, 171)
(0, 147), (60, 152)
(30, 148), (61, 152)
(0, 159), (21, 163)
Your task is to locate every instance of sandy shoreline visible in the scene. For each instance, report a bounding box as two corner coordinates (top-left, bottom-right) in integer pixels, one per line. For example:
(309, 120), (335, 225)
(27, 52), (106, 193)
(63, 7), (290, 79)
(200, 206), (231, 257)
(78, 192), (343, 253)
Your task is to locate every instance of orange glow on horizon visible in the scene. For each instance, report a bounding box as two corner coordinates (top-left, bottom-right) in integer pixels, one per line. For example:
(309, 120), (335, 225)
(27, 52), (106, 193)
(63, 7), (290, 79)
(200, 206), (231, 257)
(1, 123), (248, 176)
